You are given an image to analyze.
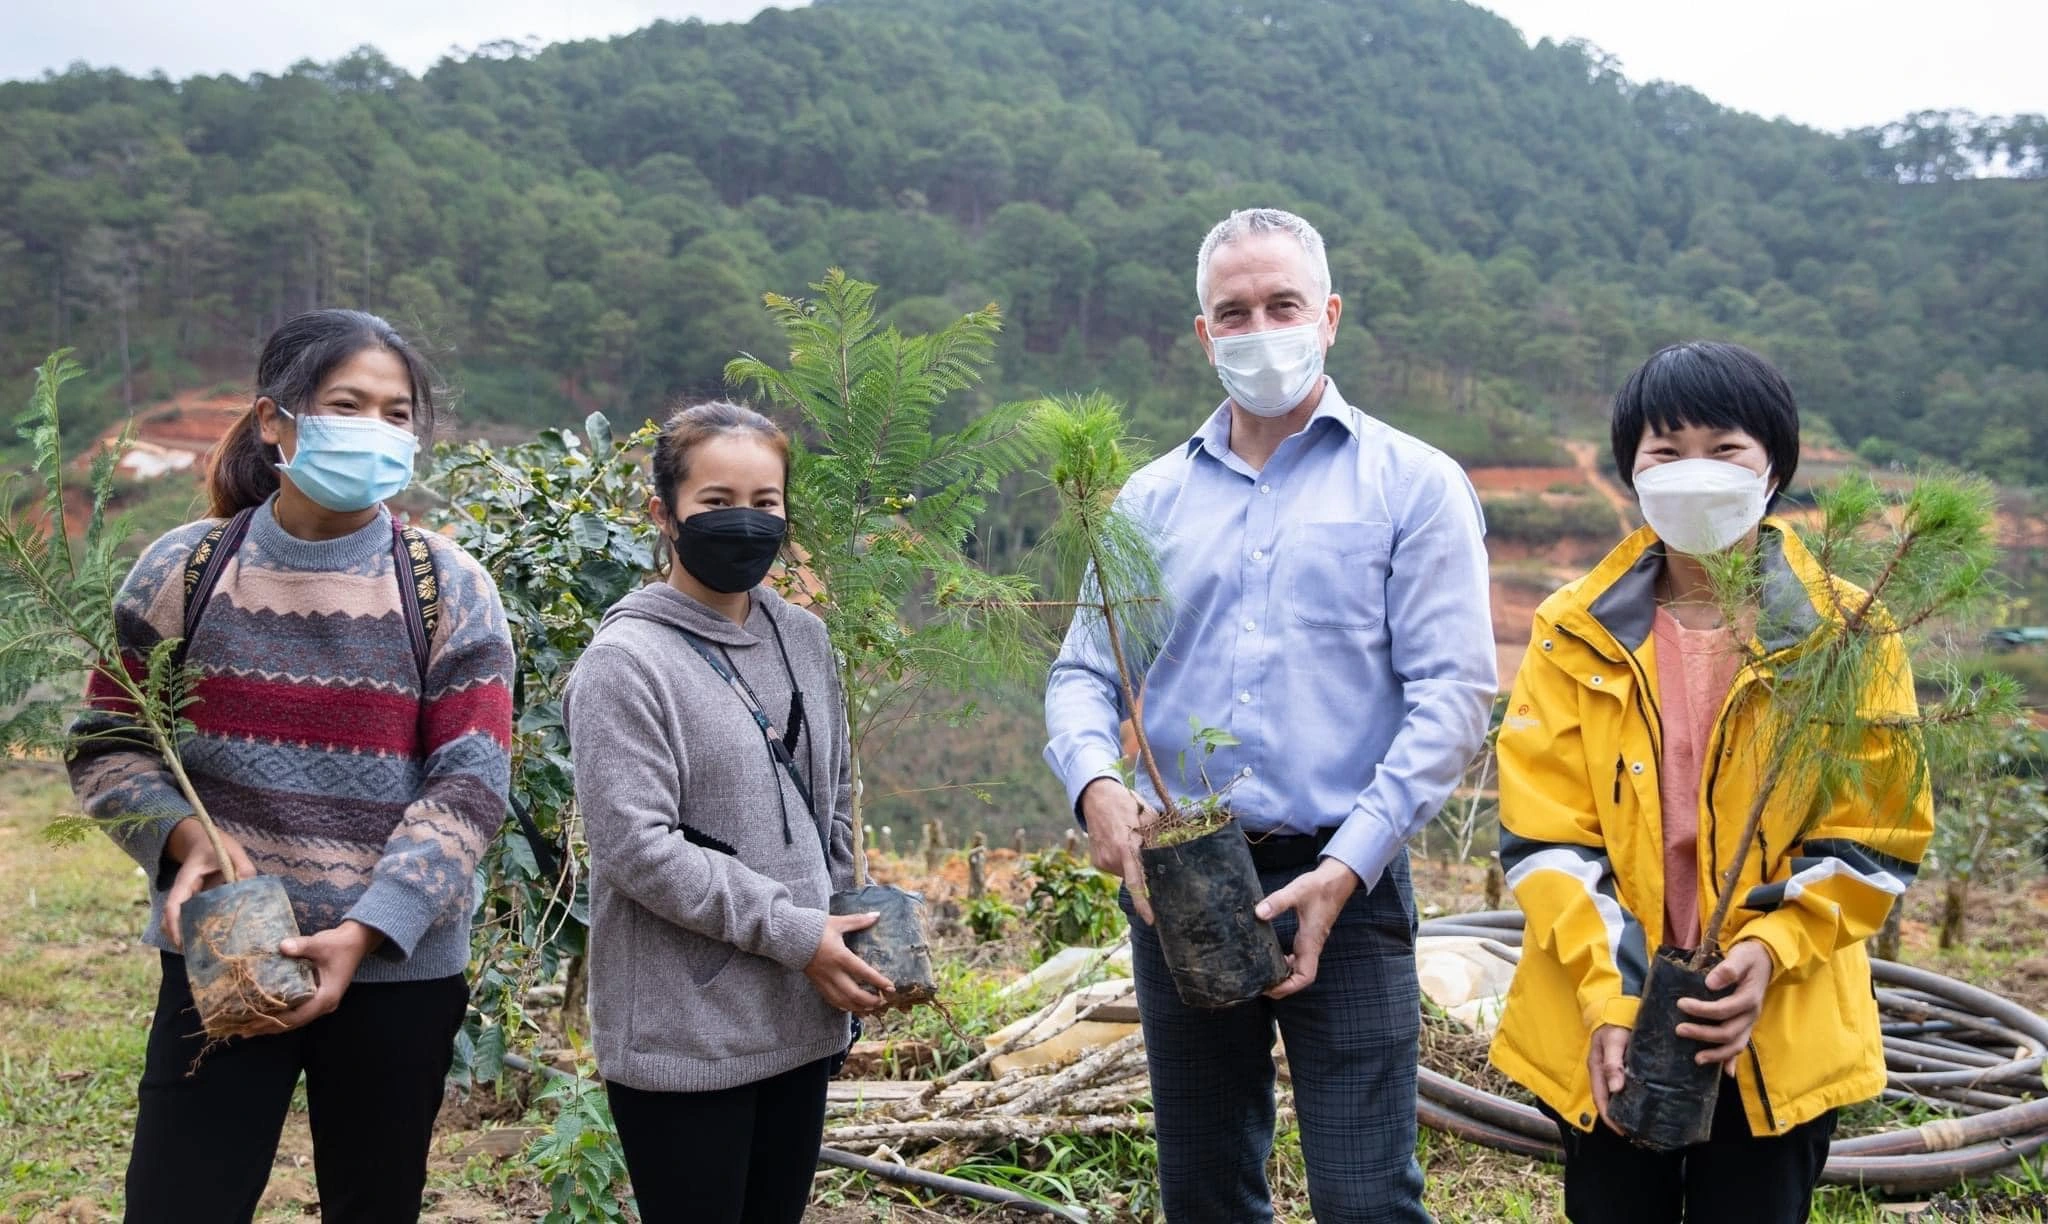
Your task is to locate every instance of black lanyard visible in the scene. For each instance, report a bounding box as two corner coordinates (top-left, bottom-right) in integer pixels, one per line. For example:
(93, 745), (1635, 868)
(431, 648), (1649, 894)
(671, 612), (816, 847)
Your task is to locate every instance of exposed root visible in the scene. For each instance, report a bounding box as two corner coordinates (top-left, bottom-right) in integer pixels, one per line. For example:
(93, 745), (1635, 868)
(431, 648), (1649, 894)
(183, 921), (313, 1070)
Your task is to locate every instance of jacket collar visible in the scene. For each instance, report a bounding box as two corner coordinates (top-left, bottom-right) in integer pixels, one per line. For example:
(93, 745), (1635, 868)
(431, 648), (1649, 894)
(1553, 518), (1824, 663)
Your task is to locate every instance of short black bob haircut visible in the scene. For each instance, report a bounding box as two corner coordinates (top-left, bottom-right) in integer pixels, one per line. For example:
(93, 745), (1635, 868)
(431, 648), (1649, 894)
(1610, 341), (1800, 495)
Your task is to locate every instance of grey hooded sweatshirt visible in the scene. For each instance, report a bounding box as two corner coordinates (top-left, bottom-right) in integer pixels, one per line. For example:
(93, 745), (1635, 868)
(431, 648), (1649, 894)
(564, 581), (855, 1092)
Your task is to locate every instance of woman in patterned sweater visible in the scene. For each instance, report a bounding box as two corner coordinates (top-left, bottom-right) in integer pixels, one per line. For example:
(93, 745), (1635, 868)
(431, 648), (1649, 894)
(66, 310), (515, 1224)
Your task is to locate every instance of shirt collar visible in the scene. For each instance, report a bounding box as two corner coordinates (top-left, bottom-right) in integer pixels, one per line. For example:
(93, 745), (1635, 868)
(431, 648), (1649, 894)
(1183, 377), (1364, 463)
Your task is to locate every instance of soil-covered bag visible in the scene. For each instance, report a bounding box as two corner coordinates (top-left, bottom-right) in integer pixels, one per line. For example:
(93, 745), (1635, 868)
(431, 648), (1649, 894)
(832, 883), (936, 1006)
(1138, 822), (1288, 1008)
(1609, 946), (1732, 1151)
(179, 875), (316, 1039)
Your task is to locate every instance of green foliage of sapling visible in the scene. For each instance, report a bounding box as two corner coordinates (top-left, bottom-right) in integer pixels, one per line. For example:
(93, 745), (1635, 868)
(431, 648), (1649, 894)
(1689, 471), (2025, 963)
(0, 351), (235, 875)
(726, 270), (1048, 880)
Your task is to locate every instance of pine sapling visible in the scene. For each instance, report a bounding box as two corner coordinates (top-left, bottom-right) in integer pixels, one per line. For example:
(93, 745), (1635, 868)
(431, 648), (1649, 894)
(1688, 472), (2023, 971)
(1030, 393), (1286, 1005)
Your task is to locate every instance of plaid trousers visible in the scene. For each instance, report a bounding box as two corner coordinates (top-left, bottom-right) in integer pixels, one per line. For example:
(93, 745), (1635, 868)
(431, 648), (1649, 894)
(1126, 853), (1431, 1224)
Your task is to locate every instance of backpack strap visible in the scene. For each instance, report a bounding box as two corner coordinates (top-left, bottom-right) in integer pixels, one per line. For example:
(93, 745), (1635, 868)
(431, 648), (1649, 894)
(391, 520), (438, 681)
(508, 794), (563, 883)
(387, 520), (563, 882)
(176, 508), (256, 667)
(178, 508), (439, 686)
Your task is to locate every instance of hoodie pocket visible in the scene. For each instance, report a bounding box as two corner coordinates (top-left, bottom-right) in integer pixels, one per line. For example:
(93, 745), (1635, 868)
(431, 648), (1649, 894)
(683, 935), (738, 987)
(628, 926), (837, 1061)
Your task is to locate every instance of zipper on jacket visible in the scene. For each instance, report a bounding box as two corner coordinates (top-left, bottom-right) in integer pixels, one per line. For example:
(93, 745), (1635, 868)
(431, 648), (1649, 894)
(1748, 1047), (1781, 1133)
(1613, 755), (1625, 804)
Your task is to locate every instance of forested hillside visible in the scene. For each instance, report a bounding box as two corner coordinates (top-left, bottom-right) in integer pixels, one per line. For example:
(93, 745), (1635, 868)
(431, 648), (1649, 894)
(3, 0), (2045, 486)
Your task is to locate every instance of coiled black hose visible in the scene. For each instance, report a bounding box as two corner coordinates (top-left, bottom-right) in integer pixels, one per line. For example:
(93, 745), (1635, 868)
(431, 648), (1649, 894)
(1415, 912), (2048, 1193)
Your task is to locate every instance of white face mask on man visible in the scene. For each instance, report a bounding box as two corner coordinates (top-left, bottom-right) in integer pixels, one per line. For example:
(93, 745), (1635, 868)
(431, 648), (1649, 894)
(1634, 458), (1773, 555)
(1210, 321), (1325, 417)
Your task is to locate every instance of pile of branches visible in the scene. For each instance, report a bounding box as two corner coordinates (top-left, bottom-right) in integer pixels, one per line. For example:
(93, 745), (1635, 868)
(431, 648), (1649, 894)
(824, 939), (1210, 1155)
(832, 914), (2048, 1200)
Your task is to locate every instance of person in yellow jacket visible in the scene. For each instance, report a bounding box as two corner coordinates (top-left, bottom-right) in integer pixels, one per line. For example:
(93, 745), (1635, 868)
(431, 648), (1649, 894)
(1488, 341), (1932, 1224)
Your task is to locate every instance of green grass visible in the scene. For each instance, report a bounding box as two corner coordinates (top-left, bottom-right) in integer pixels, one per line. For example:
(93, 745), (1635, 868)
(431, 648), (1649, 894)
(0, 766), (544, 1220)
(0, 767), (154, 1216)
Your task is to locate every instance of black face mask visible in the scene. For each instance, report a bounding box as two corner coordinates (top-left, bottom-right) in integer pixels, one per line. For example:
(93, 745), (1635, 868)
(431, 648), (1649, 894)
(673, 507), (787, 593)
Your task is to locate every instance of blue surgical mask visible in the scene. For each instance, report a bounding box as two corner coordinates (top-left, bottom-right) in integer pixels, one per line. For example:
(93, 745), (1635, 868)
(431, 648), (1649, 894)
(1209, 321), (1326, 417)
(274, 408), (419, 512)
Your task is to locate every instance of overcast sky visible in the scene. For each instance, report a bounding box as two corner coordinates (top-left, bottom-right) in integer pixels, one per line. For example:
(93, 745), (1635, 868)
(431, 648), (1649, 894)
(4, 0), (2042, 134)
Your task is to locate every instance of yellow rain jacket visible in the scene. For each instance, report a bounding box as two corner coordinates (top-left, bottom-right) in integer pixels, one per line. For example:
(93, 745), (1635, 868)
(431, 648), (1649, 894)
(1488, 520), (1932, 1137)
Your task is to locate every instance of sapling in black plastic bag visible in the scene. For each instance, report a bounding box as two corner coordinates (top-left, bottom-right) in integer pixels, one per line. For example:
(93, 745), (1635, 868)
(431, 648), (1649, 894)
(1, 353), (313, 1038)
(1032, 394), (1286, 1008)
(1610, 471), (2021, 1149)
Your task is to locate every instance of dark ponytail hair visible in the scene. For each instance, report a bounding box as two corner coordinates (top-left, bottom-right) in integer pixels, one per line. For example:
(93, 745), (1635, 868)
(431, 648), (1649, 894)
(649, 400), (790, 568)
(651, 400), (790, 515)
(207, 310), (440, 517)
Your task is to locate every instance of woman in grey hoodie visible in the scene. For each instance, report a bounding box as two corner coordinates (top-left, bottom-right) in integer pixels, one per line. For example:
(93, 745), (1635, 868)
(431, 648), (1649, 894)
(564, 401), (892, 1223)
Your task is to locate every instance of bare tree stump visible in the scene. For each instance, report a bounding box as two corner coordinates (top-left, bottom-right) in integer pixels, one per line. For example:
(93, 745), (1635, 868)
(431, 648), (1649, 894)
(924, 821), (945, 873)
(968, 846), (987, 900)
(876, 824), (894, 857)
(1939, 875), (1969, 949)
(1013, 827), (1028, 855)
(1875, 899), (1904, 962)
(1484, 851), (1504, 910)
(562, 953), (589, 1041)
(1063, 828), (1081, 857)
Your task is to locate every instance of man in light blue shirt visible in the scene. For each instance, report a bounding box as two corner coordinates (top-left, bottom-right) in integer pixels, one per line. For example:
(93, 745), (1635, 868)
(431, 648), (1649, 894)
(1044, 208), (1496, 1222)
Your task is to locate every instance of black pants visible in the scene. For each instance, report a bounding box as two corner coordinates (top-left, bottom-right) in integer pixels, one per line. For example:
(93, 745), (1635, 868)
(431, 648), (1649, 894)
(1544, 1083), (1836, 1223)
(606, 1058), (832, 1224)
(1127, 852), (1430, 1224)
(125, 951), (469, 1224)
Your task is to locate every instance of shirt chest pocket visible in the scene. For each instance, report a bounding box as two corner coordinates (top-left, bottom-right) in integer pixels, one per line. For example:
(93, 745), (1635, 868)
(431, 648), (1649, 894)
(1287, 521), (1394, 630)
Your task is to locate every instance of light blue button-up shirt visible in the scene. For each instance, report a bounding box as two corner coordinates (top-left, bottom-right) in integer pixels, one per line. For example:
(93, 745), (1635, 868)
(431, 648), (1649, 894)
(1043, 381), (1498, 890)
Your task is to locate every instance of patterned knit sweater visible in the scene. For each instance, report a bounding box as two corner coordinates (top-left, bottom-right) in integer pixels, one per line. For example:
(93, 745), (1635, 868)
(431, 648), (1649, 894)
(67, 498), (514, 982)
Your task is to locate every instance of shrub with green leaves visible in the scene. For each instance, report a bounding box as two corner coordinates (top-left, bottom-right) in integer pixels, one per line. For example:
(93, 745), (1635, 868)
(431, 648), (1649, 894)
(963, 892), (1019, 943)
(1929, 721), (2048, 947)
(1481, 490), (1623, 544)
(1023, 847), (1123, 957)
(522, 1076), (634, 1224)
(426, 411), (660, 1076)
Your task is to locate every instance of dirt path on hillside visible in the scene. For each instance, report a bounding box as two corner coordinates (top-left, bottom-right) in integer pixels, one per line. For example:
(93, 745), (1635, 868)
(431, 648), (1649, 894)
(1564, 439), (1633, 536)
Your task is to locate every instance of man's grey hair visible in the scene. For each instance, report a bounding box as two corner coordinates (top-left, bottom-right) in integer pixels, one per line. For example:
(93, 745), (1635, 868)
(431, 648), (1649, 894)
(1194, 208), (1333, 313)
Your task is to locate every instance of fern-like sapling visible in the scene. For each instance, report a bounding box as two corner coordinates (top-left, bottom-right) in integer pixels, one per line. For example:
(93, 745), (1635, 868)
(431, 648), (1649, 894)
(727, 270), (1045, 1005)
(0, 352), (312, 1037)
